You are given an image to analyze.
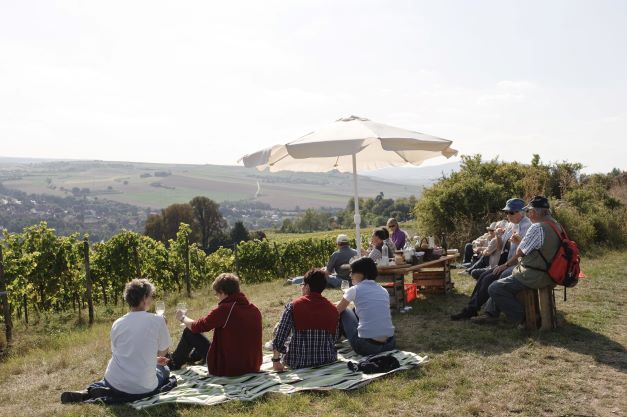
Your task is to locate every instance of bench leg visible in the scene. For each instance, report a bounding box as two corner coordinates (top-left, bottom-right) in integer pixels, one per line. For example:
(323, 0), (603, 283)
(538, 287), (557, 331)
(516, 289), (540, 330)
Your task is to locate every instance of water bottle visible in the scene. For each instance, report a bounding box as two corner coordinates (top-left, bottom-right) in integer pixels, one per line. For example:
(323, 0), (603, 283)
(381, 244), (389, 266)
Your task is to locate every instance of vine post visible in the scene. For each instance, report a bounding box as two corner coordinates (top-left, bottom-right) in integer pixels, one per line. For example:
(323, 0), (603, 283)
(185, 234), (191, 297)
(83, 237), (94, 325)
(0, 244), (13, 343)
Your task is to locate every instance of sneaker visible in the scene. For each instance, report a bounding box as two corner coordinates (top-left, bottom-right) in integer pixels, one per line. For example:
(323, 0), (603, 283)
(470, 313), (499, 324)
(61, 390), (89, 404)
(88, 386), (112, 399)
(450, 309), (477, 321)
(263, 340), (273, 351)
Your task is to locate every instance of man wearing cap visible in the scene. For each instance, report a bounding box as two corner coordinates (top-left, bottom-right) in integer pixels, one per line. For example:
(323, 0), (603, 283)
(475, 196), (563, 324)
(287, 234), (358, 288)
(451, 198), (531, 321)
(465, 222), (502, 274)
(325, 234), (359, 288)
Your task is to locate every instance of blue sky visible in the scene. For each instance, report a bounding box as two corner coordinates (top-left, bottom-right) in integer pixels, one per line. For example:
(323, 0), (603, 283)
(1, 0), (626, 173)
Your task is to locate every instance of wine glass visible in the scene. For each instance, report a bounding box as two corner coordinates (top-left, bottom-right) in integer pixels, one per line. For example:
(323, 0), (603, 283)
(176, 302), (188, 326)
(340, 279), (350, 292)
(155, 301), (165, 316)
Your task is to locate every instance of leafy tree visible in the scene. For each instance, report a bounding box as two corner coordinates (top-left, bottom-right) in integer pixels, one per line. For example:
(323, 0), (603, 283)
(190, 196), (227, 250)
(230, 221), (250, 245)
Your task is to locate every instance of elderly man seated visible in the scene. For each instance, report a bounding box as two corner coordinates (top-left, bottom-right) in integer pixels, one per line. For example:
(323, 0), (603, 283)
(288, 234), (358, 288)
(451, 198), (531, 321)
(464, 221), (505, 274)
(473, 196), (561, 325)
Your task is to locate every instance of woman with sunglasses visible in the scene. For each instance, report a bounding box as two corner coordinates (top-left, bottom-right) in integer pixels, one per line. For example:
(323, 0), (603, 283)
(386, 218), (407, 250)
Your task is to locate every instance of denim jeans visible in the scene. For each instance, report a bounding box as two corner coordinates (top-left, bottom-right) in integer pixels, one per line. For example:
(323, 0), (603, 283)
(485, 274), (528, 322)
(466, 266), (515, 313)
(340, 309), (395, 356)
(88, 365), (170, 402)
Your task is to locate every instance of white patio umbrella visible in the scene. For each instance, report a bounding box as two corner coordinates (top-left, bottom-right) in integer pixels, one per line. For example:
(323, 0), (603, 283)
(239, 115), (458, 246)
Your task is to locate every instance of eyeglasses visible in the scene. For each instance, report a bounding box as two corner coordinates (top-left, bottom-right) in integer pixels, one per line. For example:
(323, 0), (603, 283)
(388, 224), (397, 228)
(505, 211), (518, 215)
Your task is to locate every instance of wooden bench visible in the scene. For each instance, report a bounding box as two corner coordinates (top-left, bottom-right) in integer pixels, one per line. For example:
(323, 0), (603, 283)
(516, 286), (557, 331)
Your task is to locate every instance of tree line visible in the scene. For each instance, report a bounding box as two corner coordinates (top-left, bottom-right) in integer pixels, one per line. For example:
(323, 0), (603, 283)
(143, 196), (264, 252)
(414, 155), (626, 251)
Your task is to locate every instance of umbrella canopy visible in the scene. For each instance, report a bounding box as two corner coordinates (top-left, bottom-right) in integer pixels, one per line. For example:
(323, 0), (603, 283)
(239, 115), (458, 247)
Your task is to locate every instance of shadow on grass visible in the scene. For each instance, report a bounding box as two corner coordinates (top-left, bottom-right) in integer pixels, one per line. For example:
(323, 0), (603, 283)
(395, 291), (626, 374)
(537, 315), (627, 374)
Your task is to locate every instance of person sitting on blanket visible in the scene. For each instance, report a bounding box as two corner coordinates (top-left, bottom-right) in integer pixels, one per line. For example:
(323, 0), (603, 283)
(336, 257), (396, 356)
(170, 273), (263, 376)
(272, 268), (340, 371)
(287, 234), (358, 288)
(61, 278), (173, 404)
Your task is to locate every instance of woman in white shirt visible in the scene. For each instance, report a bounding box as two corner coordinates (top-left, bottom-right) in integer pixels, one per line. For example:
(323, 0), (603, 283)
(61, 279), (172, 403)
(336, 257), (395, 356)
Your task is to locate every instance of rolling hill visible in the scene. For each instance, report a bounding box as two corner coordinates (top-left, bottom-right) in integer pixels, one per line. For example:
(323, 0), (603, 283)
(0, 158), (435, 210)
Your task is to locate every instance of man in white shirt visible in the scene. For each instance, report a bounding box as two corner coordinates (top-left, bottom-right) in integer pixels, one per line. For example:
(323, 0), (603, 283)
(452, 198), (532, 321)
(61, 279), (172, 403)
(476, 196), (563, 325)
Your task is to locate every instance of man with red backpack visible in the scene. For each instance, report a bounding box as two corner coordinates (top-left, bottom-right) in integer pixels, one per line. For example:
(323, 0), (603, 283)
(472, 196), (571, 325)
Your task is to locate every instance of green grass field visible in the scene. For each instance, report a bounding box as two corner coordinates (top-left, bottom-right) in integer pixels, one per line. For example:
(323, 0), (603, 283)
(0, 160), (423, 210)
(0, 250), (625, 417)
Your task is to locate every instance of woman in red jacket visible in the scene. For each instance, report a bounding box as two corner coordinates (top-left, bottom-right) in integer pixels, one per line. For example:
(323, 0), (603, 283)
(171, 273), (262, 377)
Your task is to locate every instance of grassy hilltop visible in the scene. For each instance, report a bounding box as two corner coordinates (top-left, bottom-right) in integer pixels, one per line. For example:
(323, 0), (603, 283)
(0, 159), (425, 210)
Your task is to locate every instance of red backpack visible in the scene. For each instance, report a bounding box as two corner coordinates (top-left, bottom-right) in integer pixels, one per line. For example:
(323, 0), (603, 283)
(538, 221), (581, 288)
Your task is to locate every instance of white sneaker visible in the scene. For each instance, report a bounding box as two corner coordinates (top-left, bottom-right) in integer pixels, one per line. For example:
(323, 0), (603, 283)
(263, 341), (273, 351)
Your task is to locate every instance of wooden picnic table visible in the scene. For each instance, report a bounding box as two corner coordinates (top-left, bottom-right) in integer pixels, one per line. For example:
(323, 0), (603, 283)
(376, 254), (459, 312)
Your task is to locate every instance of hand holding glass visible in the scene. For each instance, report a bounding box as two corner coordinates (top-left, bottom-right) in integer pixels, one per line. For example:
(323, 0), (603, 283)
(155, 301), (165, 316)
(176, 302), (188, 327)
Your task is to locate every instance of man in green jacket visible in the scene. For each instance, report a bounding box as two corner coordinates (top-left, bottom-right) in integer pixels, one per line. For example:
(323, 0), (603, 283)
(473, 196), (561, 324)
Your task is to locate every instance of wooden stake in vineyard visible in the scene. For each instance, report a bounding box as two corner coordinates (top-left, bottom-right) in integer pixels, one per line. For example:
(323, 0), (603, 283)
(0, 244), (13, 343)
(185, 234), (191, 297)
(83, 237), (94, 325)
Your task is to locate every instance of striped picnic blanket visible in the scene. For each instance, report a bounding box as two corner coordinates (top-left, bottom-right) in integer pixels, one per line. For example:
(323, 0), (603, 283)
(130, 343), (427, 409)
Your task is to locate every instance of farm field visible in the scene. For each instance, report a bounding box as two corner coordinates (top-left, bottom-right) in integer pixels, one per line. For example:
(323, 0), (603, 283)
(0, 249), (624, 417)
(0, 159), (425, 210)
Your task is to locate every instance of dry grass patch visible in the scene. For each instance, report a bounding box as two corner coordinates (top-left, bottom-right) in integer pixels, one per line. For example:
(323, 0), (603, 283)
(0, 251), (625, 417)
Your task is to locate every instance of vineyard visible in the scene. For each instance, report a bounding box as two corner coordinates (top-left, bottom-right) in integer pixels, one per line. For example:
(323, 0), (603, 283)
(0, 222), (359, 345)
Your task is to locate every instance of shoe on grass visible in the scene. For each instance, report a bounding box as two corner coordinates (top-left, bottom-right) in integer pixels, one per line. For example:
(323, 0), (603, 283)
(470, 313), (499, 324)
(450, 309), (477, 321)
(88, 386), (112, 399)
(61, 390), (89, 404)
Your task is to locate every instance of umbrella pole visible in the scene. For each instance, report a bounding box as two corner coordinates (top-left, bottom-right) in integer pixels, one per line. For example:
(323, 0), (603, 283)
(352, 153), (361, 250)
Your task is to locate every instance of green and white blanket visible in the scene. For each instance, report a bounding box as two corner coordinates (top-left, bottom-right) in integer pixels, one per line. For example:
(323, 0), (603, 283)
(130, 343), (427, 409)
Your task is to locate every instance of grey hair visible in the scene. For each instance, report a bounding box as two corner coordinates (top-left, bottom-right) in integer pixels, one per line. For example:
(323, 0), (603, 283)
(534, 208), (552, 217)
(123, 278), (155, 308)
